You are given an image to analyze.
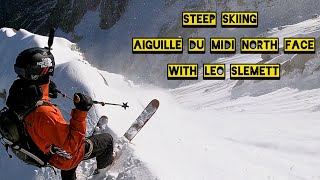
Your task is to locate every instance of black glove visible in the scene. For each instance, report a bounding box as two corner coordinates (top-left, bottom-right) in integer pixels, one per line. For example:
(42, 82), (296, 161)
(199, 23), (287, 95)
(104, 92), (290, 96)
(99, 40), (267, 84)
(74, 93), (93, 111)
(49, 80), (58, 99)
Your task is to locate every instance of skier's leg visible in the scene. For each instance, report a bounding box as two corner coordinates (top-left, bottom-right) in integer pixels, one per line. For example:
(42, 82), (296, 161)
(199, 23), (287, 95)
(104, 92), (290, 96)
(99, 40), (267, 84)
(61, 166), (77, 180)
(85, 133), (114, 169)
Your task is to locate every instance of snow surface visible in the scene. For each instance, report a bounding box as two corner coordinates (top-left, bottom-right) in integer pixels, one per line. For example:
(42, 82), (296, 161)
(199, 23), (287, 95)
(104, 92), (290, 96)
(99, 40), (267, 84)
(0, 16), (320, 180)
(56, 0), (320, 88)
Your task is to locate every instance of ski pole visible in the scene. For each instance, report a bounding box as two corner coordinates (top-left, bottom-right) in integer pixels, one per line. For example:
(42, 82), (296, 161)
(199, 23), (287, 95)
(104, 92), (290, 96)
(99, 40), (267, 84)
(93, 101), (129, 110)
(56, 90), (129, 110)
(55, 90), (73, 101)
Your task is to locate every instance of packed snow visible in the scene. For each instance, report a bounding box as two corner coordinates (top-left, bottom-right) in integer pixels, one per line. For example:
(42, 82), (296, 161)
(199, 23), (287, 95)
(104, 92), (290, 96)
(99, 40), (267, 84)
(0, 16), (320, 180)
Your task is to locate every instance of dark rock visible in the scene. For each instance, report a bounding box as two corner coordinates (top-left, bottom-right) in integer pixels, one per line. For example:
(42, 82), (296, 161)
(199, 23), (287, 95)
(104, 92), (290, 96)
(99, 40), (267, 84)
(0, 0), (128, 34)
(99, 0), (128, 29)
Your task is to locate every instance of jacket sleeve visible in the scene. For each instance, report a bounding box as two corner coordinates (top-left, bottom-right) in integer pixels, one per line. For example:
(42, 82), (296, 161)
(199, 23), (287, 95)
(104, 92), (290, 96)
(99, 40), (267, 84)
(35, 107), (87, 155)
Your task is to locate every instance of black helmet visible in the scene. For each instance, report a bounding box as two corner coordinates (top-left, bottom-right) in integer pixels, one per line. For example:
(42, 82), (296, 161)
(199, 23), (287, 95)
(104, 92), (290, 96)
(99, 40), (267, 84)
(14, 47), (55, 80)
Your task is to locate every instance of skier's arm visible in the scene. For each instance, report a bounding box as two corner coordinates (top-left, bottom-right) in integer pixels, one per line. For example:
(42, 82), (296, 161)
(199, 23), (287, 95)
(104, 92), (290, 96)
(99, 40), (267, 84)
(26, 107), (88, 170)
(31, 93), (93, 155)
(35, 108), (87, 155)
(46, 93), (93, 154)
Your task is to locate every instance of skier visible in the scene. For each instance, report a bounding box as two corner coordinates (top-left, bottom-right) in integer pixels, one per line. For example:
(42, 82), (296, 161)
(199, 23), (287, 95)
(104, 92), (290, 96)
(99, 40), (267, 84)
(6, 47), (114, 179)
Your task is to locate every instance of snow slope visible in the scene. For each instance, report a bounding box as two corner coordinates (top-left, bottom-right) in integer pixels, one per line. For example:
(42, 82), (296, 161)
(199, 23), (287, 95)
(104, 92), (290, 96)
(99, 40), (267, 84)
(59, 0), (320, 88)
(0, 28), (158, 180)
(0, 16), (320, 180)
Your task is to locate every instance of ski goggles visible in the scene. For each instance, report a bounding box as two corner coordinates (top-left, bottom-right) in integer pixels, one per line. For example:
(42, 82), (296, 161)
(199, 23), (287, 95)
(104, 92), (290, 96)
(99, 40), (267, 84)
(14, 65), (54, 80)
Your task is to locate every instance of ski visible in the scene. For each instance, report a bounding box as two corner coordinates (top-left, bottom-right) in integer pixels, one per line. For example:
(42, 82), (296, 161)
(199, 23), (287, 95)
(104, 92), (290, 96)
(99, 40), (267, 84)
(89, 115), (108, 136)
(124, 99), (159, 141)
(113, 99), (159, 160)
(90, 115), (108, 135)
(88, 99), (159, 178)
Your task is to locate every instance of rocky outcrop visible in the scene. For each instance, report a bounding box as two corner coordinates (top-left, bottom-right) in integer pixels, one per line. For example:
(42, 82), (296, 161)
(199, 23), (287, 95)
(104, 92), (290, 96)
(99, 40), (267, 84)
(99, 0), (128, 29)
(0, 0), (128, 35)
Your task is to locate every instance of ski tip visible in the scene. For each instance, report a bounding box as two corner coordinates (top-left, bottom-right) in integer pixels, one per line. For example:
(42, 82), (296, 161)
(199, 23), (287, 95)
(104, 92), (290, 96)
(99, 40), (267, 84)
(151, 99), (159, 108)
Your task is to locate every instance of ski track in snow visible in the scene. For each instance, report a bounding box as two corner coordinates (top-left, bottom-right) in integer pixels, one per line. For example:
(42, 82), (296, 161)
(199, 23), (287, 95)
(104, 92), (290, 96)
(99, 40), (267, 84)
(1, 16), (320, 180)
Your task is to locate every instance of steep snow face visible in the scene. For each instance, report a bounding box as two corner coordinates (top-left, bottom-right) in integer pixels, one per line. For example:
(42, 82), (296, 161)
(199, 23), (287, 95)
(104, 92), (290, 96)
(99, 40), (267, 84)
(1, 16), (320, 180)
(3, 0), (320, 87)
(68, 0), (320, 88)
(0, 28), (97, 179)
(173, 16), (320, 112)
(154, 16), (320, 180)
(0, 27), (158, 180)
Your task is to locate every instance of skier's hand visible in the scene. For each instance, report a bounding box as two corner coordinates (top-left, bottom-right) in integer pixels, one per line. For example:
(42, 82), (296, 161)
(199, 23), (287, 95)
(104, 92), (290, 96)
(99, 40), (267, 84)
(74, 93), (93, 111)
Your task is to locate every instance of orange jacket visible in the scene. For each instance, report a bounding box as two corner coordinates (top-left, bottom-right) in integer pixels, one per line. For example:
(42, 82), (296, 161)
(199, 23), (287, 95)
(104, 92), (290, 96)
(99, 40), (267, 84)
(24, 83), (86, 170)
